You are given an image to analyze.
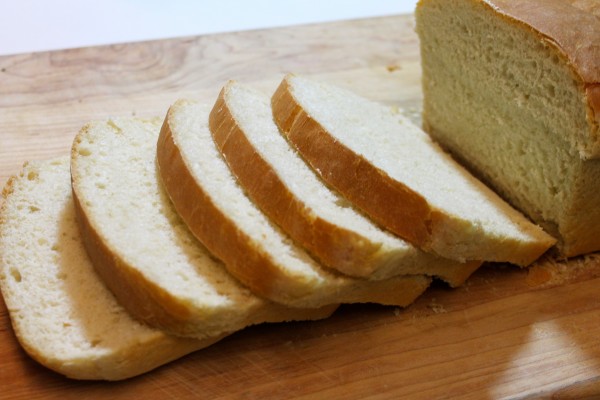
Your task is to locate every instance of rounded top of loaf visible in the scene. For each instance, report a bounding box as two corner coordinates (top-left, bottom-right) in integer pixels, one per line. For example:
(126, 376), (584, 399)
(481, 0), (600, 157)
(483, 0), (600, 83)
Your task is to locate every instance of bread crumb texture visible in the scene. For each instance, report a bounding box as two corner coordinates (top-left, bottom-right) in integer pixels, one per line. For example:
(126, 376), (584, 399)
(416, 0), (600, 257)
(0, 158), (207, 380)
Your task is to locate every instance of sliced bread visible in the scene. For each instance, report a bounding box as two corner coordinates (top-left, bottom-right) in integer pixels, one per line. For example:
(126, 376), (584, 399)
(271, 74), (556, 266)
(209, 81), (481, 285)
(70, 117), (336, 340)
(416, 0), (600, 257)
(157, 100), (432, 308)
(0, 157), (218, 380)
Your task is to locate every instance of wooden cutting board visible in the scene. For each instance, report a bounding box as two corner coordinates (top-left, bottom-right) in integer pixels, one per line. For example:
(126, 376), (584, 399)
(2, 14), (600, 399)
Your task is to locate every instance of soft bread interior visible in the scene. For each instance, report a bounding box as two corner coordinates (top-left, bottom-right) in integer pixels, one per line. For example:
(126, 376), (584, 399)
(0, 158), (212, 380)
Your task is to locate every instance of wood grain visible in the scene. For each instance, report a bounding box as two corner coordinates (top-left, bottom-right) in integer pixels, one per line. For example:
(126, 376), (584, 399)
(2, 14), (600, 399)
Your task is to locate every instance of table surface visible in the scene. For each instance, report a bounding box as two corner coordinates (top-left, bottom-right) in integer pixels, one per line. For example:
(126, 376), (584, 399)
(2, 13), (600, 400)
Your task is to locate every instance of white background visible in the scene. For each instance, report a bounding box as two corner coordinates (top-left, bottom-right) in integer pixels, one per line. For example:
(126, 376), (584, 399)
(0, 1), (418, 56)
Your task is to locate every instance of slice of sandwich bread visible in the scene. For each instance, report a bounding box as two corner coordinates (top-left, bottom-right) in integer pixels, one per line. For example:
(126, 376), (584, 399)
(0, 157), (218, 380)
(157, 100), (432, 308)
(71, 117), (337, 340)
(209, 81), (481, 285)
(272, 74), (556, 266)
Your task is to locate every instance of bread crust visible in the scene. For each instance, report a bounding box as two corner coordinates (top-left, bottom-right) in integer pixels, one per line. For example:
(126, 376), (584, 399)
(481, 0), (600, 157)
(271, 78), (434, 249)
(157, 101), (431, 307)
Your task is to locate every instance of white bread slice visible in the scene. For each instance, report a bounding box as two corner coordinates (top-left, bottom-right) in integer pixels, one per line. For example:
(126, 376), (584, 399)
(272, 74), (556, 266)
(210, 81), (481, 285)
(71, 117), (336, 340)
(0, 157), (218, 381)
(157, 100), (432, 308)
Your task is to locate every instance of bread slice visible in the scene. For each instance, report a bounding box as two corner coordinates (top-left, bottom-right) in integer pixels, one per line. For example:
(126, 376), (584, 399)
(0, 157), (220, 380)
(157, 100), (431, 308)
(416, 0), (600, 257)
(272, 74), (556, 266)
(71, 117), (336, 340)
(209, 81), (481, 285)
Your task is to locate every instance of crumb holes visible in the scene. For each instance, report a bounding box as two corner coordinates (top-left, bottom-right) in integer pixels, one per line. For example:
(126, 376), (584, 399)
(27, 171), (38, 181)
(78, 147), (92, 156)
(9, 267), (22, 283)
(37, 238), (48, 246)
(91, 339), (102, 348)
(62, 322), (72, 328)
(107, 120), (123, 134)
(29, 205), (40, 213)
(95, 182), (106, 190)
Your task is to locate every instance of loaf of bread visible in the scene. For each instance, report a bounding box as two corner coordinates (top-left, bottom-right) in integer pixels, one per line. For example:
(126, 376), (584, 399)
(272, 74), (556, 265)
(70, 117), (337, 339)
(157, 99), (432, 308)
(0, 158), (220, 380)
(209, 80), (481, 285)
(416, 0), (600, 257)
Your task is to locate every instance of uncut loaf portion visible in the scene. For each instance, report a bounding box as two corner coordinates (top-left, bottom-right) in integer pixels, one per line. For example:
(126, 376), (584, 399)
(71, 117), (337, 340)
(0, 158), (218, 381)
(416, 0), (600, 257)
(272, 74), (556, 265)
(157, 100), (432, 308)
(209, 81), (481, 285)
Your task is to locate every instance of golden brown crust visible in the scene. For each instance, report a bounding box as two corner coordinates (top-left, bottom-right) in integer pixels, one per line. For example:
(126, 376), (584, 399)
(210, 85), (385, 277)
(271, 77), (433, 248)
